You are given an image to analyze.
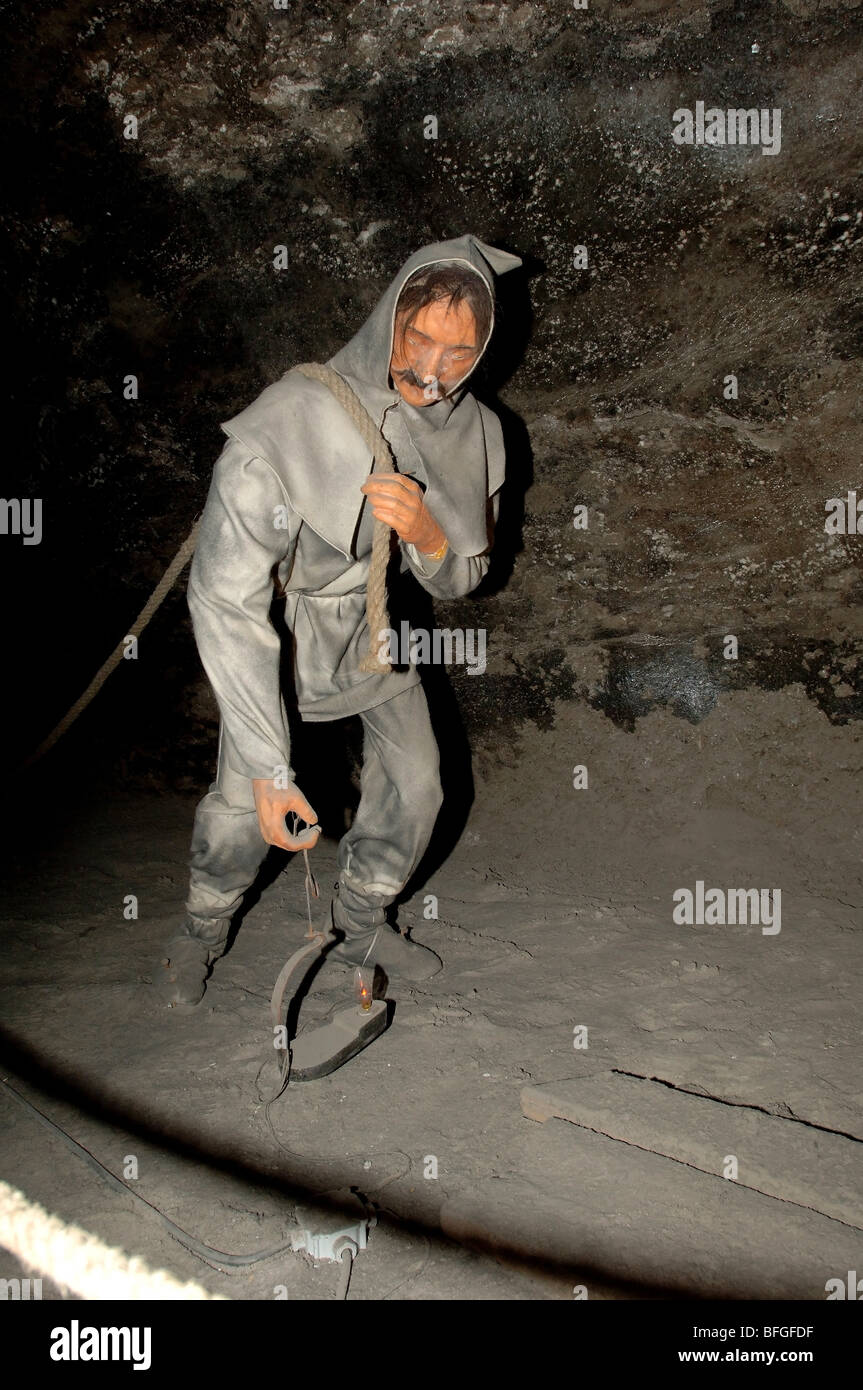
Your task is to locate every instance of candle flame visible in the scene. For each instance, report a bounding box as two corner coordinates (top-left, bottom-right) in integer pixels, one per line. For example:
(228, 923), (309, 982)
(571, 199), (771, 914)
(354, 967), (373, 1011)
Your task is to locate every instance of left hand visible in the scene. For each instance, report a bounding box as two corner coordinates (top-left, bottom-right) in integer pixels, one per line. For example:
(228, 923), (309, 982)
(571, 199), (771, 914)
(361, 473), (447, 555)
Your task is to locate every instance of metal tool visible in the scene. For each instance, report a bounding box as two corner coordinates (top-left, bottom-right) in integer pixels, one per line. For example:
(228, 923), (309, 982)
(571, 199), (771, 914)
(268, 831), (389, 1086)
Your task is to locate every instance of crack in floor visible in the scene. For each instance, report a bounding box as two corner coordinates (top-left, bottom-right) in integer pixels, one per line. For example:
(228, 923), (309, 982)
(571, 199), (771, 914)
(538, 1111), (863, 1234)
(611, 1068), (863, 1144)
(436, 918), (536, 959)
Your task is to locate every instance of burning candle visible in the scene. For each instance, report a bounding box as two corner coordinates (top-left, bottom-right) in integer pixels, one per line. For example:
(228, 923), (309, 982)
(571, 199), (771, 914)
(353, 966), (374, 1012)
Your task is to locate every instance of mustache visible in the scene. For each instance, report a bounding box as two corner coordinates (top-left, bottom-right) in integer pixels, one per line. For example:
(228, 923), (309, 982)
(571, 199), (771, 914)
(394, 367), (449, 397)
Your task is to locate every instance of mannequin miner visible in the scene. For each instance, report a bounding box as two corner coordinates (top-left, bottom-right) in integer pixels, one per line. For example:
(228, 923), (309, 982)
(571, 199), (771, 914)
(162, 235), (522, 1008)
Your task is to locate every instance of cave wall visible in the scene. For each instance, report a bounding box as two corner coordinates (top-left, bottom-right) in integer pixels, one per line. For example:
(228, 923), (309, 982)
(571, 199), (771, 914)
(4, 0), (862, 784)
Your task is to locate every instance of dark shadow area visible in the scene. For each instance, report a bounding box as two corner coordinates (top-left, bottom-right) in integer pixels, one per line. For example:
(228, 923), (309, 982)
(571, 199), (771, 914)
(225, 845), (292, 946)
(477, 397), (535, 598)
(475, 251), (541, 597)
(0, 1031), (721, 1301)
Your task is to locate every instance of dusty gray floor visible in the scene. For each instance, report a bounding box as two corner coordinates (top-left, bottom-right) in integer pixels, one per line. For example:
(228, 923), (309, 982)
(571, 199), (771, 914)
(1, 684), (861, 1300)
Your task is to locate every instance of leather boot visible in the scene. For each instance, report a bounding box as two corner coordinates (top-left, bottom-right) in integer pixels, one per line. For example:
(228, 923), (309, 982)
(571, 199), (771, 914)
(162, 914), (230, 1008)
(326, 896), (442, 981)
(329, 926), (442, 981)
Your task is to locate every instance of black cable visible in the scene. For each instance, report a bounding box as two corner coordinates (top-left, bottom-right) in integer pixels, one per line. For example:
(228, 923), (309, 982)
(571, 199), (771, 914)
(3, 1067), (418, 1290)
(1, 1078), (296, 1273)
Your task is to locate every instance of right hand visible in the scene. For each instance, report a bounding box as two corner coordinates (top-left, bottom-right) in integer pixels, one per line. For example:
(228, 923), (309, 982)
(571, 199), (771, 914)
(252, 779), (321, 853)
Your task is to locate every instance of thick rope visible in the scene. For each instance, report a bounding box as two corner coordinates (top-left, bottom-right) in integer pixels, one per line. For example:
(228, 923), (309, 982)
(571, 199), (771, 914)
(294, 363), (394, 673)
(0, 1179), (225, 1301)
(20, 517), (201, 768)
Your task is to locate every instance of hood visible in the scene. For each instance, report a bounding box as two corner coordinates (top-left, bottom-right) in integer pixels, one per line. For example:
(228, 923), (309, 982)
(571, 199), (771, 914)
(327, 234), (522, 428)
(221, 235), (522, 559)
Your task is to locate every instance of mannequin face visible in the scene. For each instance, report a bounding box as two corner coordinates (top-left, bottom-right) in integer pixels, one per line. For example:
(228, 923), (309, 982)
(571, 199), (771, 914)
(390, 297), (480, 406)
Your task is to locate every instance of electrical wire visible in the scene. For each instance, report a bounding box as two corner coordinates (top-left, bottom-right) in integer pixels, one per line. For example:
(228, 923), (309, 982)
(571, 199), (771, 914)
(2, 1075), (417, 1289)
(257, 1067), (413, 1195)
(335, 1247), (354, 1300)
(2, 1077), (300, 1273)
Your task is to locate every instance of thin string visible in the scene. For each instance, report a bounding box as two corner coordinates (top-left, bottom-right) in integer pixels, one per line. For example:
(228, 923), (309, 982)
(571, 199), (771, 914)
(302, 848), (319, 938)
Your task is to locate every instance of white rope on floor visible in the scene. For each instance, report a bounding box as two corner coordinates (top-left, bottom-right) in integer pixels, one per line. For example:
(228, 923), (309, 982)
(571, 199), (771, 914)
(0, 1179), (226, 1301)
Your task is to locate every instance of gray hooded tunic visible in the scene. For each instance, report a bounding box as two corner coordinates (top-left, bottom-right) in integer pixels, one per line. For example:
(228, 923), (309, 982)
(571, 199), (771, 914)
(187, 235), (522, 783)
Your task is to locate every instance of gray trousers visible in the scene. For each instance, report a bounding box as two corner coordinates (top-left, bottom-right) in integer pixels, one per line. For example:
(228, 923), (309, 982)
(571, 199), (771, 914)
(184, 683), (443, 943)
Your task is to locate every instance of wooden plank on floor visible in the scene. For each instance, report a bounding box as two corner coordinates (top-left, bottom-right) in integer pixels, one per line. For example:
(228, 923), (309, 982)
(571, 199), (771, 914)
(442, 1117), (863, 1299)
(520, 1072), (863, 1229)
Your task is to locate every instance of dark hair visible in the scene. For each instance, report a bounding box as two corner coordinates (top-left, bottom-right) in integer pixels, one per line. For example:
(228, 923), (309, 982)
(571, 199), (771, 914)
(394, 264), (494, 355)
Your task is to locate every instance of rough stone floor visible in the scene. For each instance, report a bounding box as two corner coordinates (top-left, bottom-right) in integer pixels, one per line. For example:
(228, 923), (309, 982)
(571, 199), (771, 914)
(1, 688), (861, 1300)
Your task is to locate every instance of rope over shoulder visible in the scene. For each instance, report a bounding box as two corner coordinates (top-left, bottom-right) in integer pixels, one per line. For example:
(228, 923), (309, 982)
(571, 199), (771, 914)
(294, 362), (395, 674)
